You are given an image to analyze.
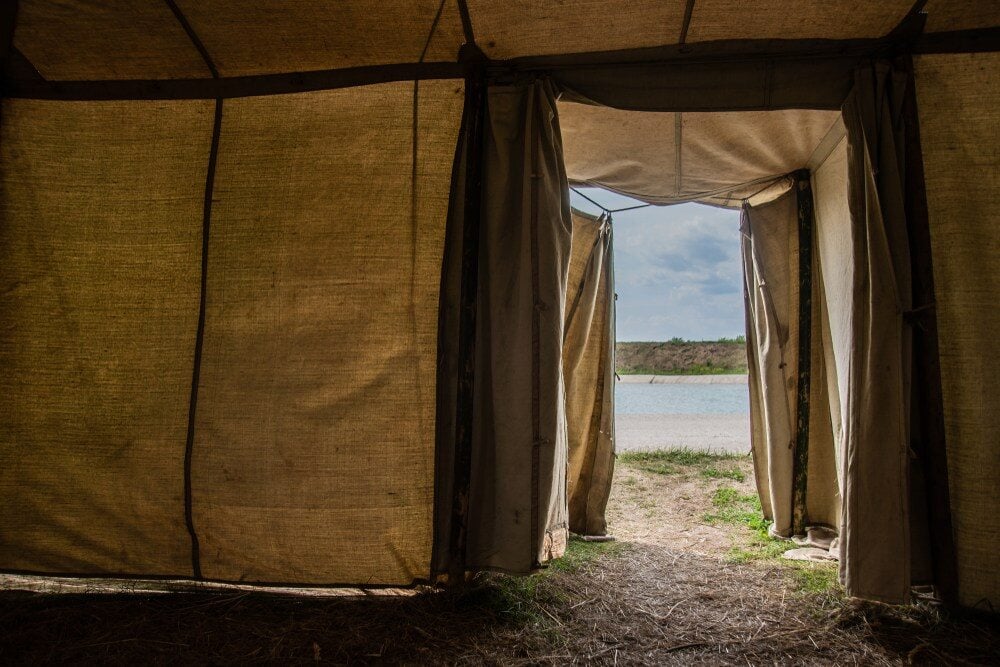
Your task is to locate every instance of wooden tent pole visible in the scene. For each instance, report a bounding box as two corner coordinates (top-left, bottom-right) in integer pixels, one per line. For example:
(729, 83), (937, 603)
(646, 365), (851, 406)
(791, 169), (814, 536)
(447, 53), (487, 585)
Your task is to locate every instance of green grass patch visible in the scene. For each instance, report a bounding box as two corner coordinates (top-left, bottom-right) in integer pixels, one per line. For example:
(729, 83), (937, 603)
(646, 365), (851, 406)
(465, 536), (625, 629)
(548, 535), (625, 573)
(619, 447), (739, 468)
(702, 486), (769, 531)
(702, 485), (795, 563)
(462, 575), (550, 626)
(725, 538), (789, 563)
(700, 466), (746, 482)
(619, 448), (745, 479)
(787, 563), (840, 595)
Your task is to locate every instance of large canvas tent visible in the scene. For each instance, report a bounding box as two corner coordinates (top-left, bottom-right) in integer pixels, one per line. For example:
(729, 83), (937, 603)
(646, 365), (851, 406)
(0, 1), (996, 610)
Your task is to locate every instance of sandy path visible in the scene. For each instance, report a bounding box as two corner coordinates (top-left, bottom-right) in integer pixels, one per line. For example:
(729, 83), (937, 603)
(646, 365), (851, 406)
(616, 413), (750, 454)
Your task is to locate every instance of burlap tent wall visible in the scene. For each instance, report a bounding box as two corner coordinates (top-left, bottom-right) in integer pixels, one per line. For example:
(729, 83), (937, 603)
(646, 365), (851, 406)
(0, 1), (997, 608)
(0, 83), (465, 584)
(914, 52), (1000, 609)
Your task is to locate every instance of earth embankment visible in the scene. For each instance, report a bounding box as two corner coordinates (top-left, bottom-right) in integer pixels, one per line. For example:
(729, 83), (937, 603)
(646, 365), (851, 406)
(616, 340), (747, 375)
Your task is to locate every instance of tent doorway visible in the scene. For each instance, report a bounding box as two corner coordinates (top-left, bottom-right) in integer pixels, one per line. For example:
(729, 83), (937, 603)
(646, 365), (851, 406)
(559, 107), (849, 571)
(568, 188), (764, 563)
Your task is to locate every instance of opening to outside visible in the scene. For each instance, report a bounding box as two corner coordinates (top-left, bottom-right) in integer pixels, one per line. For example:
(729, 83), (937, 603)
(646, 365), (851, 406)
(557, 103), (847, 607)
(569, 186), (763, 561)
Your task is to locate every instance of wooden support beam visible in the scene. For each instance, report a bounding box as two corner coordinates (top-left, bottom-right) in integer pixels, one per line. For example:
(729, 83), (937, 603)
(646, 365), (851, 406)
(791, 169), (814, 536)
(447, 58), (486, 585)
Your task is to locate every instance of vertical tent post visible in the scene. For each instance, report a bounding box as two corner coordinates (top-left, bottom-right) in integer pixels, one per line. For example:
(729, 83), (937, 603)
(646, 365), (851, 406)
(0, 2), (15, 66)
(900, 56), (959, 606)
(0, 1), (17, 124)
(792, 169), (814, 536)
(447, 54), (486, 584)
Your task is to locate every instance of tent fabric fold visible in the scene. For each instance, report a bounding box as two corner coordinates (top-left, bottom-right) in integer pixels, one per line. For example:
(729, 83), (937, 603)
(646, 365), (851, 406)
(837, 62), (914, 603)
(563, 209), (616, 537)
(740, 192), (800, 538)
(464, 77), (572, 573)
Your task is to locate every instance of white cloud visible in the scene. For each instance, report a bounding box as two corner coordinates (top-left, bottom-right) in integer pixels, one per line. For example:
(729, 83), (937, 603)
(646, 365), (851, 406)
(571, 190), (745, 341)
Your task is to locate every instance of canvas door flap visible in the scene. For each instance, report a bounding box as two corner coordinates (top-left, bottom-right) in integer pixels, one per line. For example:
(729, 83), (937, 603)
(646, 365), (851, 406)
(465, 78), (572, 572)
(838, 62), (913, 603)
(563, 209), (615, 537)
(740, 191), (799, 537)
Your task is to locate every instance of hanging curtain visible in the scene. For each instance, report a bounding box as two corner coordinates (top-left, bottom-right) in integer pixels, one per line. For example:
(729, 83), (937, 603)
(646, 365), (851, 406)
(563, 209), (615, 537)
(836, 61), (913, 603)
(741, 191), (799, 538)
(457, 77), (573, 573)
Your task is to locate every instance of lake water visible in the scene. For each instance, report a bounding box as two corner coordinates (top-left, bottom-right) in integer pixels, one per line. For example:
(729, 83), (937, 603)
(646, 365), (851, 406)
(615, 382), (750, 415)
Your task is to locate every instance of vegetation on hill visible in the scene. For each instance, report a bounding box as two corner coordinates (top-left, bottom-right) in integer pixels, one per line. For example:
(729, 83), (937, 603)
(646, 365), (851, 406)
(616, 337), (748, 375)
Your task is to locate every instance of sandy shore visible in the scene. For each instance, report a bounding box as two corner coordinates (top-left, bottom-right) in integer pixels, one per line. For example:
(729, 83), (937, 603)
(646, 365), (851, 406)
(615, 412), (750, 454)
(617, 373), (748, 384)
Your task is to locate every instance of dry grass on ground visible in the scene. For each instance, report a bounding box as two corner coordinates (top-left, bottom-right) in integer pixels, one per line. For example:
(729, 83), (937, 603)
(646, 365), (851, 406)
(2, 451), (998, 665)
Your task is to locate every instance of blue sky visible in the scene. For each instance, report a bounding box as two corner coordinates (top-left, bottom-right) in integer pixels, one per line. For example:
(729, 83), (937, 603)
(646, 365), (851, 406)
(570, 188), (745, 342)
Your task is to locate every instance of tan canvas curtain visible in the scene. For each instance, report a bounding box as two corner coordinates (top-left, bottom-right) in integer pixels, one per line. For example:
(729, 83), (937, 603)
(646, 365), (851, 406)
(563, 209), (615, 537)
(741, 191), (800, 538)
(462, 77), (573, 573)
(742, 184), (841, 541)
(837, 62), (914, 603)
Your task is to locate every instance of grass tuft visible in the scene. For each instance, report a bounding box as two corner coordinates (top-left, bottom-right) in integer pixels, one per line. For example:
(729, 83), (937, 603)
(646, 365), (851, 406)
(702, 485), (796, 563)
(548, 535), (625, 573)
(702, 487), (767, 530)
(468, 536), (625, 629)
(787, 563), (841, 595)
(700, 466), (746, 482)
(619, 448), (739, 467)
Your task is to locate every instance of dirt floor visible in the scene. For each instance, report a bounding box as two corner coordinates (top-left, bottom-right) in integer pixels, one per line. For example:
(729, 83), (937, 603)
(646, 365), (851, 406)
(2, 452), (999, 665)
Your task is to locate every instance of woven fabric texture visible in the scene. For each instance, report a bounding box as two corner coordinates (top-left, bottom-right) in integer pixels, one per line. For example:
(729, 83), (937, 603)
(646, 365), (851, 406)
(465, 79), (571, 573)
(0, 98), (215, 575)
(741, 192), (800, 537)
(191, 81), (463, 585)
(916, 52), (1000, 609)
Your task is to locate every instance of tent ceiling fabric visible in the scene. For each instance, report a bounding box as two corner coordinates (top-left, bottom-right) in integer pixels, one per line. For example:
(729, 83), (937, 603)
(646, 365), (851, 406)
(172, 0), (464, 76)
(10, 2), (999, 84)
(559, 102), (840, 206)
(13, 0), (464, 80)
(923, 0), (1000, 34)
(469, 0), (915, 60)
(13, 0), (210, 80)
(466, 0), (687, 60)
(683, 0), (914, 42)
